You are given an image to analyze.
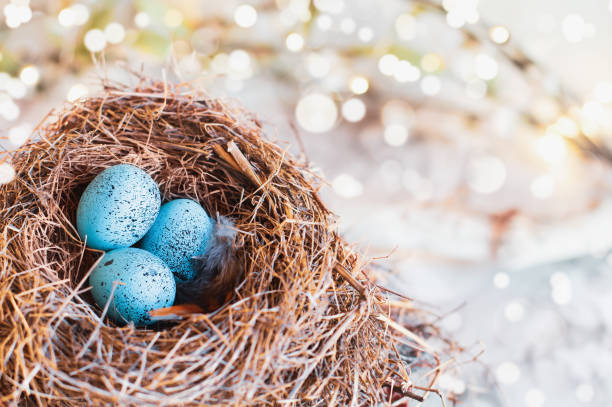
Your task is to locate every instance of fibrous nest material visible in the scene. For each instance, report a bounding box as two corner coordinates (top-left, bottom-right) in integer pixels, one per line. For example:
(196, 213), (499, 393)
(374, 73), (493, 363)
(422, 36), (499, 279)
(0, 77), (450, 406)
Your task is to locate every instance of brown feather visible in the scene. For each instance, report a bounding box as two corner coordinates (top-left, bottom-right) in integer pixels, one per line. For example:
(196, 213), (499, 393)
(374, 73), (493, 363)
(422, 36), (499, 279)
(176, 216), (241, 311)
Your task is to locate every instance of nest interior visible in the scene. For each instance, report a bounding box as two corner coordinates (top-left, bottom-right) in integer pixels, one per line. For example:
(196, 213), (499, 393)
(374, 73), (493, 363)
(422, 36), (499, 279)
(0, 79), (444, 406)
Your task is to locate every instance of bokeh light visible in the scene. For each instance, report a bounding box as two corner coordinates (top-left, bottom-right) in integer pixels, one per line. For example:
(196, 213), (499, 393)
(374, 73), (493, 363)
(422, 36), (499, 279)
(496, 361), (521, 384)
(384, 124), (409, 146)
(0, 162), (16, 185)
(8, 123), (32, 147)
(19, 65), (39, 86)
(286, 33), (305, 52)
(493, 272), (510, 289)
(490, 25), (510, 44)
(341, 98), (366, 122)
(467, 154), (506, 194)
(295, 93), (337, 133)
(234, 4), (258, 28)
(104, 23), (126, 44)
(332, 173), (364, 198)
(67, 83), (89, 102)
(84, 29), (107, 52)
(349, 76), (369, 95)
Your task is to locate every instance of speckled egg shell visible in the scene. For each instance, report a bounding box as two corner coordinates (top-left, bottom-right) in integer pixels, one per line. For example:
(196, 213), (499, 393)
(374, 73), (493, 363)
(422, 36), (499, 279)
(139, 199), (213, 282)
(89, 248), (176, 326)
(76, 164), (161, 250)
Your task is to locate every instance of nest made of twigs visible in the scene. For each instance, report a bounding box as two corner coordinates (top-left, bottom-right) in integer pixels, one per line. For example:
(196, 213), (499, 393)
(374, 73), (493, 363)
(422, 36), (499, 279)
(0, 77), (449, 406)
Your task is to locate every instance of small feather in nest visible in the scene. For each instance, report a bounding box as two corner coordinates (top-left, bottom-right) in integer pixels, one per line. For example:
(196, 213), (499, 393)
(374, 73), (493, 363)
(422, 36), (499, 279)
(149, 216), (241, 321)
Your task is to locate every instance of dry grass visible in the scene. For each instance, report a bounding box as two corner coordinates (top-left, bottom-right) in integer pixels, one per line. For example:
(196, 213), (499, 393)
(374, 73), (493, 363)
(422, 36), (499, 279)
(0, 76), (453, 406)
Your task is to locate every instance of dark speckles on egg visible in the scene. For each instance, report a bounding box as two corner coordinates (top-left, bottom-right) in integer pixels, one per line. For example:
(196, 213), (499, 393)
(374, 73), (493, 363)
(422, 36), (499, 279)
(139, 199), (213, 282)
(89, 248), (175, 326)
(76, 164), (161, 251)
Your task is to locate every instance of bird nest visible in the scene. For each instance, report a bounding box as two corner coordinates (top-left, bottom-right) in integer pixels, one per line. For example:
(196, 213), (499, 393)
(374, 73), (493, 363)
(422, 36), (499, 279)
(0, 77), (453, 406)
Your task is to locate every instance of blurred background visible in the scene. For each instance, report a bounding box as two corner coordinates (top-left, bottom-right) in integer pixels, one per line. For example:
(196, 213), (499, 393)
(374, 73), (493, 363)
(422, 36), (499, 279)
(1, 0), (612, 405)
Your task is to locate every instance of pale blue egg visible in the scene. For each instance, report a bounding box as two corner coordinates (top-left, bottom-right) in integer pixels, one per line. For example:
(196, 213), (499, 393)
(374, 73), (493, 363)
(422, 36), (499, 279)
(89, 248), (176, 326)
(77, 164), (160, 250)
(139, 199), (213, 282)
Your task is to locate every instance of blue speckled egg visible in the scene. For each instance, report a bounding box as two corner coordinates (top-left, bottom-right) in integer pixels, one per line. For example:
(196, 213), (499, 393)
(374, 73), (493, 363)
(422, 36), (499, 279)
(77, 164), (160, 250)
(89, 248), (176, 326)
(139, 199), (213, 282)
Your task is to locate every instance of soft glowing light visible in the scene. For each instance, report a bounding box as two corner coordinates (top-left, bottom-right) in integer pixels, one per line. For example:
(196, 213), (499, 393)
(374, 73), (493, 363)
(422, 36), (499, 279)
(306, 53), (331, 78)
(332, 173), (363, 198)
(562, 14), (587, 43)
(58, 4), (89, 27)
(6, 77), (26, 99)
(285, 0), (311, 22)
(357, 26), (373, 42)
(394, 61), (420, 83)
(475, 54), (498, 80)
(3, 1), (32, 29)
(381, 100), (413, 126)
(8, 123), (32, 147)
(71, 4), (89, 25)
(575, 383), (594, 403)
(489, 25), (510, 44)
(0, 162), (16, 185)
(395, 13), (416, 40)
(443, 0), (479, 28)
(526, 388), (546, 407)
(210, 53), (229, 73)
(313, 0), (344, 14)
(227, 49), (252, 79)
(493, 272), (510, 289)
(67, 83), (88, 102)
(466, 78), (487, 99)
(446, 11), (465, 28)
(286, 32), (304, 52)
(0, 95), (20, 121)
(349, 76), (369, 95)
(340, 17), (356, 34)
(164, 8), (183, 28)
(420, 75), (441, 96)
(496, 362), (520, 384)
(550, 272), (572, 305)
(504, 300), (525, 322)
(234, 4), (257, 28)
(551, 116), (579, 138)
(104, 22), (125, 44)
(134, 12), (150, 28)
(384, 124), (409, 146)
(530, 175), (554, 199)
(403, 169), (433, 201)
(295, 93), (337, 133)
(421, 53), (442, 72)
(341, 98), (366, 122)
(315, 14), (332, 31)
(378, 54), (399, 76)
(19, 65), (39, 86)
(467, 154), (506, 194)
(535, 133), (567, 163)
(581, 101), (606, 135)
(438, 374), (466, 394)
(84, 29), (106, 52)
(58, 7), (75, 27)
(532, 97), (560, 123)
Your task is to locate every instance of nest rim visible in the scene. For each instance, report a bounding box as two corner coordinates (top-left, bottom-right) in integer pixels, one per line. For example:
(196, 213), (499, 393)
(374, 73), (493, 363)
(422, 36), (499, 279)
(0, 77), (448, 406)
